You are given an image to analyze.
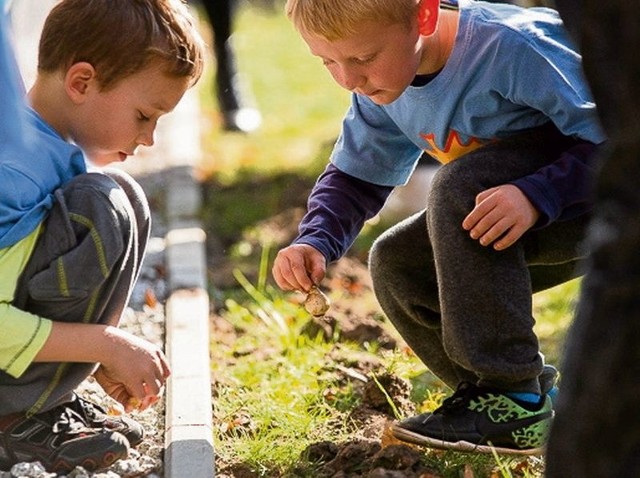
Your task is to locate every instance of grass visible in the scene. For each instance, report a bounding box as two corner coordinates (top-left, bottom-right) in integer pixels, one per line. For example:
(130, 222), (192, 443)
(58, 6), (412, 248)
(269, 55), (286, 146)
(210, 250), (577, 477)
(196, 3), (581, 476)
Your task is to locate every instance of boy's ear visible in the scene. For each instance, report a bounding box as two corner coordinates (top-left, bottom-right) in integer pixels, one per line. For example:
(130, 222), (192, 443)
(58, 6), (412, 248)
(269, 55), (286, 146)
(417, 0), (439, 36)
(65, 62), (97, 103)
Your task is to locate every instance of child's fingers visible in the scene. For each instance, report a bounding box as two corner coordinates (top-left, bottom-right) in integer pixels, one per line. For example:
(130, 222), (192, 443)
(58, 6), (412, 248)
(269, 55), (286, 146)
(272, 255), (301, 290)
(463, 196), (495, 230)
(274, 255), (312, 291)
(291, 261), (315, 291)
(125, 380), (162, 412)
(493, 223), (527, 250)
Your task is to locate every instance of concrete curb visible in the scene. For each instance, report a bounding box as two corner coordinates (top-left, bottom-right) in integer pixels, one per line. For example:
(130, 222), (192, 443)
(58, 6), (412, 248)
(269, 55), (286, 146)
(160, 93), (215, 477)
(164, 288), (214, 477)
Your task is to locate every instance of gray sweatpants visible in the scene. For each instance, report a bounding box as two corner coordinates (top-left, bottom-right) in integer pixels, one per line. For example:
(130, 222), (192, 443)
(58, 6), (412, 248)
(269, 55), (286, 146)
(369, 126), (590, 395)
(0, 169), (150, 416)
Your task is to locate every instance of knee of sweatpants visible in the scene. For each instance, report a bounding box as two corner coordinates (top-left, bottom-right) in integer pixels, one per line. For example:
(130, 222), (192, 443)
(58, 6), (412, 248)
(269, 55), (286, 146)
(102, 167), (151, 233)
(61, 173), (136, 236)
(428, 158), (481, 216)
(17, 174), (138, 317)
(61, 173), (131, 211)
(369, 228), (398, 287)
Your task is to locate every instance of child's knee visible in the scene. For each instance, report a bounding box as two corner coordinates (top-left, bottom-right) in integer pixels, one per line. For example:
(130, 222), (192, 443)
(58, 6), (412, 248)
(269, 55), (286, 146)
(369, 230), (402, 288)
(15, 175), (138, 320)
(429, 158), (482, 212)
(61, 173), (136, 236)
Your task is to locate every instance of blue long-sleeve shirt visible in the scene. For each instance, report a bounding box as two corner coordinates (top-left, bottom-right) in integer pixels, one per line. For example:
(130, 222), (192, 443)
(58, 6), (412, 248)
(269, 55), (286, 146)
(293, 0), (605, 263)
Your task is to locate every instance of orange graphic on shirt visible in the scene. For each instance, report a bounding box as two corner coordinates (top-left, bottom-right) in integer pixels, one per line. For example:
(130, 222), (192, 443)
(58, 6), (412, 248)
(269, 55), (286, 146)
(420, 130), (488, 164)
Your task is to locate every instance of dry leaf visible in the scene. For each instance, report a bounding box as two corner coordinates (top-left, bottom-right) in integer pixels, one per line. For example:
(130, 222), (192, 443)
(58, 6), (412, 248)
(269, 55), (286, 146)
(127, 397), (142, 410)
(144, 288), (158, 308)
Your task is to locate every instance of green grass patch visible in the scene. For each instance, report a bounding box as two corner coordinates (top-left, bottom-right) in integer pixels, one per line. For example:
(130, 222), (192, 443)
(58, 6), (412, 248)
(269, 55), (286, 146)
(211, 286), (360, 474)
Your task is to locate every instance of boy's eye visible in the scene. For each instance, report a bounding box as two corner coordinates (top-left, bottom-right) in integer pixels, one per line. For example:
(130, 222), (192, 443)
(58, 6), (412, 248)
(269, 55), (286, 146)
(138, 112), (150, 121)
(321, 58), (335, 66)
(354, 55), (375, 65)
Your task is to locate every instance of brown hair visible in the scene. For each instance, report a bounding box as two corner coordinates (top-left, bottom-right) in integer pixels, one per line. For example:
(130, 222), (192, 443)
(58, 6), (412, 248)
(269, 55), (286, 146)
(38, 0), (205, 90)
(285, 0), (419, 40)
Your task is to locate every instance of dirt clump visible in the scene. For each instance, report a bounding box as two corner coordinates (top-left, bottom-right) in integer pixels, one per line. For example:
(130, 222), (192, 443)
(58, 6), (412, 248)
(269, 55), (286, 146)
(302, 440), (441, 477)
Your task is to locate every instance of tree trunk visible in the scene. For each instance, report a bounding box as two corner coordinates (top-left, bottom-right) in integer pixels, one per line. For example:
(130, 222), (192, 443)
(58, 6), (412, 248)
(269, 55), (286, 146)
(545, 1), (640, 476)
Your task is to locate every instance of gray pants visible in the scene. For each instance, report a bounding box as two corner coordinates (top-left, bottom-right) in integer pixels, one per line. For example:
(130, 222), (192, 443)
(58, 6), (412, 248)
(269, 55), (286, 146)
(0, 169), (150, 416)
(369, 127), (590, 394)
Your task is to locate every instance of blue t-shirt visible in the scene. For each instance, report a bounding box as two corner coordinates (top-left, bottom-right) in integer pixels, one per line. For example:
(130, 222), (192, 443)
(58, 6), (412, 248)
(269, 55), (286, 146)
(331, 0), (605, 187)
(0, 15), (87, 249)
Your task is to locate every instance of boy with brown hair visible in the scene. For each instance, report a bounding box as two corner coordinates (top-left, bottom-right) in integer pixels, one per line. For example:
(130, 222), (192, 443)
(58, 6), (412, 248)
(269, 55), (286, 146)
(0, 0), (204, 472)
(273, 0), (604, 454)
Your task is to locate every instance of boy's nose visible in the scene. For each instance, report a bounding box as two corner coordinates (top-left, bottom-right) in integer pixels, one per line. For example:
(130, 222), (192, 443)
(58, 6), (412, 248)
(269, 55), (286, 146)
(137, 129), (155, 147)
(340, 66), (366, 91)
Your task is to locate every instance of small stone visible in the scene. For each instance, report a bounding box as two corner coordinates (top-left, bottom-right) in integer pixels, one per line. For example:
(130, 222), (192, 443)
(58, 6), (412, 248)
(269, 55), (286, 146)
(66, 467), (91, 478)
(9, 461), (50, 477)
(91, 472), (121, 478)
(110, 458), (142, 476)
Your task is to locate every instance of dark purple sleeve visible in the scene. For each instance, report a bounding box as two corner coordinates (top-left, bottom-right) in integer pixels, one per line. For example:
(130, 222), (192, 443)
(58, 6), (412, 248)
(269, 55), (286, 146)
(292, 163), (394, 263)
(511, 141), (601, 228)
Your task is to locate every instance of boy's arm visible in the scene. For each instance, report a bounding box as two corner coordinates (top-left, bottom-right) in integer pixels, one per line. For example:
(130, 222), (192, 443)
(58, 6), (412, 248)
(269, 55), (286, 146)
(0, 233), (169, 410)
(0, 304), (170, 410)
(294, 163), (394, 262)
(510, 141), (600, 227)
(36, 321), (170, 411)
(273, 164), (393, 291)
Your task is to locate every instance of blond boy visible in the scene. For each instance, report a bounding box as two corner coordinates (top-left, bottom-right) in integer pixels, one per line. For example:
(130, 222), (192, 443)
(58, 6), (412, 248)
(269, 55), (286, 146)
(273, 0), (604, 454)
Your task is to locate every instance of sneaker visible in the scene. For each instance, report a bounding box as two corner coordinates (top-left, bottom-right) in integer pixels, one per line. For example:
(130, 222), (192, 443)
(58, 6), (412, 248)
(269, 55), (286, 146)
(392, 381), (553, 455)
(0, 405), (129, 473)
(67, 395), (144, 447)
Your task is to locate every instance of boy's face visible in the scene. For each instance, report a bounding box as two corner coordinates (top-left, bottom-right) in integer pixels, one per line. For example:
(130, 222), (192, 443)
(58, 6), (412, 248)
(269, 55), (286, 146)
(302, 20), (423, 105)
(70, 63), (190, 167)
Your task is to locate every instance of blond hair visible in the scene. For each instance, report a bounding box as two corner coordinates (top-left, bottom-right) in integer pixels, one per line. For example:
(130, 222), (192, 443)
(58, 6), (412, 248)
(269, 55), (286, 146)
(285, 0), (419, 40)
(38, 0), (205, 90)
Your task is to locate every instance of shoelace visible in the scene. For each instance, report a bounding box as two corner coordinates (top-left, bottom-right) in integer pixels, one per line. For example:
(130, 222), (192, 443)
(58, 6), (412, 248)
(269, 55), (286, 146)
(74, 396), (105, 422)
(435, 381), (481, 415)
(49, 407), (89, 435)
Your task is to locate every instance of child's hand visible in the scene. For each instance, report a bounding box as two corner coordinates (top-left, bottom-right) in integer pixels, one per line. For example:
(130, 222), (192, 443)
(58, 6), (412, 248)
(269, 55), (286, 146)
(94, 327), (171, 411)
(462, 184), (539, 251)
(272, 244), (326, 292)
(94, 366), (160, 412)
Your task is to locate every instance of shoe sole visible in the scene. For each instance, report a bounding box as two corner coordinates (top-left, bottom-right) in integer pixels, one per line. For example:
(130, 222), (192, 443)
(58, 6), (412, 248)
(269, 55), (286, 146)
(391, 423), (545, 456)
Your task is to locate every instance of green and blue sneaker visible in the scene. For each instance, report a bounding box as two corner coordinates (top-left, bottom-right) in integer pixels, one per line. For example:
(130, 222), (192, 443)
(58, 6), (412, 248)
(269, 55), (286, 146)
(392, 381), (553, 455)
